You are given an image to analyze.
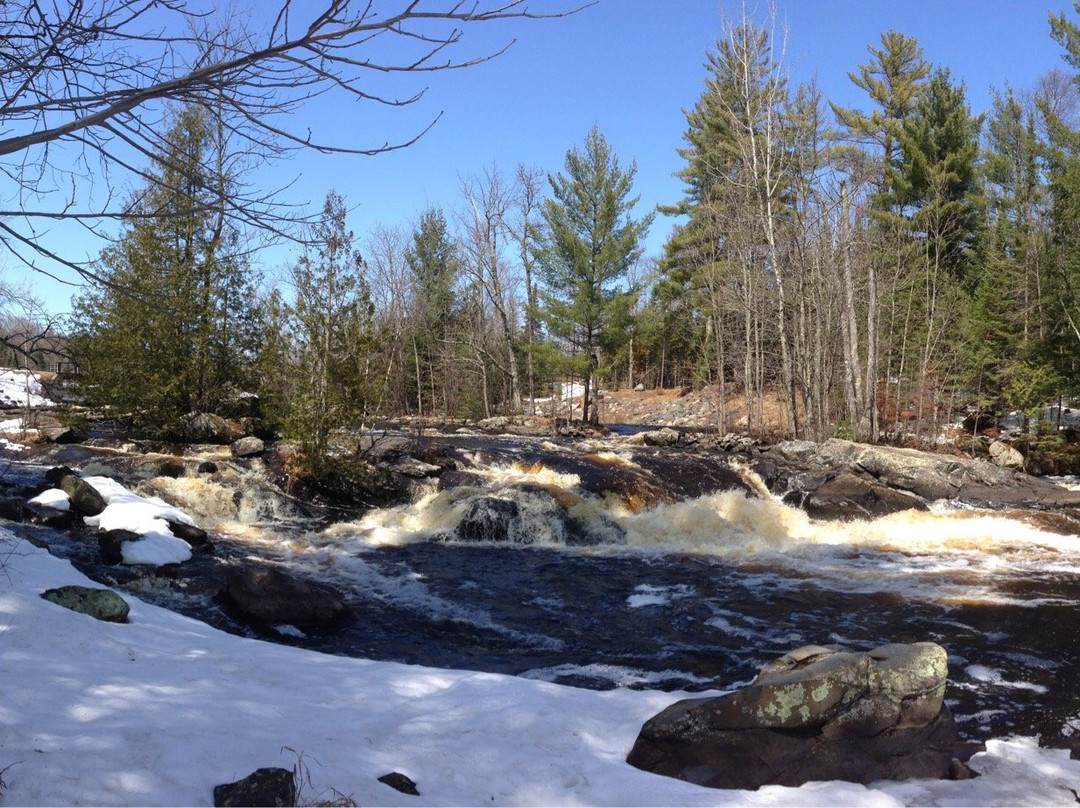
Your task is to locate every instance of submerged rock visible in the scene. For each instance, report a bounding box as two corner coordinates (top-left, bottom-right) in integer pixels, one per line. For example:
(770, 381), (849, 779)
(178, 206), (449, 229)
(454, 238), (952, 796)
(41, 585), (130, 623)
(626, 642), (957, 790)
(220, 565), (354, 632)
(456, 496), (521, 542)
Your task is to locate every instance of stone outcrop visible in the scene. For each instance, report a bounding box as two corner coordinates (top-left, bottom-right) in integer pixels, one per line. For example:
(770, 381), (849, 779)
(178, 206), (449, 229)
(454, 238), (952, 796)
(626, 642), (958, 791)
(41, 585), (130, 623)
(220, 566), (354, 632)
(755, 439), (1080, 514)
(213, 767), (295, 807)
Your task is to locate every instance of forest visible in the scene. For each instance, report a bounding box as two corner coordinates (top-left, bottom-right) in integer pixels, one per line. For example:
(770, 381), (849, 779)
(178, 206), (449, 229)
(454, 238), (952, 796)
(15, 4), (1080, 467)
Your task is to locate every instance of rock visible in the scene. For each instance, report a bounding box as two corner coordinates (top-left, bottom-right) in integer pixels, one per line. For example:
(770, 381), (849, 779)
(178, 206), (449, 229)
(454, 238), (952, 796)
(0, 496), (25, 521)
(378, 772), (420, 796)
(763, 439), (1080, 512)
(387, 456), (441, 477)
(41, 585), (130, 623)
(41, 425), (79, 443)
(477, 415), (510, 431)
(44, 465), (77, 486)
(634, 383), (646, 392)
(642, 427), (680, 447)
(166, 519), (210, 548)
(182, 412), (245, 444)
(989, 440), (1025, 469)
(99, 529), (141, 564)
(626, 642), (956, 791)
(55, 473), (106, 516)
(23, 500), (76, 528)
(456, 496), (520, 542)
(213, 767), (295, 807)
(231, 436), (266, 458)
(220, 566), (354, 631)
(793, 472), (927, 520)
(198, 460), (219, 474)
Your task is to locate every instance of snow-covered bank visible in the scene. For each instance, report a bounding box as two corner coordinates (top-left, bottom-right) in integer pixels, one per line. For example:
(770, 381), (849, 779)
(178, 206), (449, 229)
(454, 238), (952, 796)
(0, 369), (54, 409)
(2, 535), (1080, 806)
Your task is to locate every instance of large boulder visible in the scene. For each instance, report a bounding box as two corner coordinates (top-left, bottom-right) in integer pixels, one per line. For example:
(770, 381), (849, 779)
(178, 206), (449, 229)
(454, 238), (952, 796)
(989, 440), (1025, 469)
(220, 566), (354, 632)
(230, 436), (266, 458)
(643, 427), (680, 447)
(41, 585), (130, 623)
(182, 412), (245, 444)
(456, 496), (521, 543)
(789, 472), (927, 521)
(56, 473), (106, 516)
(626, 642), (958, 790)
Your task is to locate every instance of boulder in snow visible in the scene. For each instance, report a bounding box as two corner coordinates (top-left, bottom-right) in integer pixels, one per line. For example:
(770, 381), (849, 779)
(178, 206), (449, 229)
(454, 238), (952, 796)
(627, 642), (957, 790)
(378, 772), (420, 796)
(213, 767), (295, 807)
(41, 585), (130, 623)
(56, 473), (107, 516)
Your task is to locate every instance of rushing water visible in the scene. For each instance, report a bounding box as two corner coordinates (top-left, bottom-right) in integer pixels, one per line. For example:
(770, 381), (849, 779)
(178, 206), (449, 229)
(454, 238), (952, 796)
(12, 434), (1080, 751)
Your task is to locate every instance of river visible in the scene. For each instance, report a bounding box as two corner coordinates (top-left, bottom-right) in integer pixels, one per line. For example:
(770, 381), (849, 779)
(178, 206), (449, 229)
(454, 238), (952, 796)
(10, 432), (1080, 752)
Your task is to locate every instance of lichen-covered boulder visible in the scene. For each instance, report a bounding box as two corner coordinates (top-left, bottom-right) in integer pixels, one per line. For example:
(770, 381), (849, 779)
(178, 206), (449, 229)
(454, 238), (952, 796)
(41, 585), (130, 623)
(626, 642), (957, 790)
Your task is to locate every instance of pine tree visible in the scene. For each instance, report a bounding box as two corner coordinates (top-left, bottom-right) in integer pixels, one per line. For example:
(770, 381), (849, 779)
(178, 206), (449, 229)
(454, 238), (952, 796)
(537, 127), (653, 425)
(404, 208), (461, 415)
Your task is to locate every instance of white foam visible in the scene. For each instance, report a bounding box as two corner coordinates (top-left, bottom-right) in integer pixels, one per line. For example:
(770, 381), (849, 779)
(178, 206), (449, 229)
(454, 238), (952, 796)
(519, 662), (715, 689)
(965, 664), (1049, 694)
(627, 584), (693, 608)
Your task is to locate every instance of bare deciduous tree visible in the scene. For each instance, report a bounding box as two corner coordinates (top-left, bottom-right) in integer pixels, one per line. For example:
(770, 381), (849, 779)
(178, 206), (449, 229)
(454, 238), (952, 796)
(0, 0), (584, 281)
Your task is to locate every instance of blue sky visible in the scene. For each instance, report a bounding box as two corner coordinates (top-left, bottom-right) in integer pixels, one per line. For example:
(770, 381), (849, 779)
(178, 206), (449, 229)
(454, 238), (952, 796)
(14, 0), (1069, 316)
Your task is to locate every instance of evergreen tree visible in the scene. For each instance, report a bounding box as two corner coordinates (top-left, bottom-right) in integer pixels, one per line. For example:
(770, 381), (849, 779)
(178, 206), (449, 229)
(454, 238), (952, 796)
(833, 31), (932, 206)
(282, 190), (375, 466)
(70, 104), (262, 432)
(537, 127), (653, 424)
(404, 208), (461, 415)
(898, 68), (984, 281)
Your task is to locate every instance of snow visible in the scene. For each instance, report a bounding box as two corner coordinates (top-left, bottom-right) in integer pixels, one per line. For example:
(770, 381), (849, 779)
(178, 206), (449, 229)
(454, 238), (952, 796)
(27, 488), (70, 511)
(2, 534), (1080, 806)
(0, 368), (54, 408)
(32, 475), (195, 566)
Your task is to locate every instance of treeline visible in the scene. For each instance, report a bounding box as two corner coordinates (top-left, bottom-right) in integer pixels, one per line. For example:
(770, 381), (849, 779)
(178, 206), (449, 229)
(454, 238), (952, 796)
(67, 9), (1080, 455)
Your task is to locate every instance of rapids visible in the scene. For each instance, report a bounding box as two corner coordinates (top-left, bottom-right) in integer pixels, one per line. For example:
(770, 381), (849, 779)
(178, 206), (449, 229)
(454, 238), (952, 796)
(10, 431), (1080, 752)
